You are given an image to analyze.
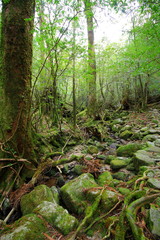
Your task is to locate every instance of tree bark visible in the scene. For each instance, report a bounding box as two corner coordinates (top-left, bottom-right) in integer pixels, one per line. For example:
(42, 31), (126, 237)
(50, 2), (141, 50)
(83, 0), (97, 117)
(1, 0), (36, 163)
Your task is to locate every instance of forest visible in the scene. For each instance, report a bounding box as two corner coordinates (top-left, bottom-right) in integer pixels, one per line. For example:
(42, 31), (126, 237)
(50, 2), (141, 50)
(0, 0), (160, 239)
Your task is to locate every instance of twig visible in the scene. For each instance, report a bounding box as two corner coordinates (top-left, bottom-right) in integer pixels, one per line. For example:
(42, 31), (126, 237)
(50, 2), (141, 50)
(4, 207), (15, 223)
(43, 232), (55, 240)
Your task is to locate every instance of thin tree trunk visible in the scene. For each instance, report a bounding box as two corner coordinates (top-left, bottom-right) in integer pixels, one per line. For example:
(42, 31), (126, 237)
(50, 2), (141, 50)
(72, 17), (76, 130)
(83, 0), (96, 117)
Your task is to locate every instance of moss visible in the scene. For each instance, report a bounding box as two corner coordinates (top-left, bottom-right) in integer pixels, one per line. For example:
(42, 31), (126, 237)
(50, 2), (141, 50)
(34, 201), (78, 235)
(87, 146), (99, 154)
(0, 214), (46, 240)
(110, 159), (128, 170)
(60, 173), (98, 215)
(119, 130), (133, 140)
(97, 171), (113, 186)
(117, 143), (145, 157)
(20, 185), (56, 215)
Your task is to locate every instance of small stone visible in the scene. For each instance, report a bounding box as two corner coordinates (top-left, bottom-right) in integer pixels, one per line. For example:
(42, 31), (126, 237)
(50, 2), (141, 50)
(97, 154), (107, 160)
(147, 178), (160, 189)
(110, 159), (128, 170)
(117, 143), (144, 157)
(149, 206), (160, 236)
(87, 146), (99, 154)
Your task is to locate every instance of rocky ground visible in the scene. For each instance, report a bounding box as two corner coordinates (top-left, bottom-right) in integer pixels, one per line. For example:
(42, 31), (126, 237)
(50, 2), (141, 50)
(0, 108), (160, 240)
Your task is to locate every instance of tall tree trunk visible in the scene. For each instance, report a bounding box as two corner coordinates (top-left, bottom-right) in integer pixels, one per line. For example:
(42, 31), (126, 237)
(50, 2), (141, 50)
(83, 0), (96, 117)
(72, 17), (76, 130)
(1, 0), (36, 163)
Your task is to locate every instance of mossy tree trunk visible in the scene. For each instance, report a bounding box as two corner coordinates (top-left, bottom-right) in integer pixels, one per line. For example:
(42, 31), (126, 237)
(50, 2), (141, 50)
(83, 0), (97, 117)
(1, 0), (36, 163)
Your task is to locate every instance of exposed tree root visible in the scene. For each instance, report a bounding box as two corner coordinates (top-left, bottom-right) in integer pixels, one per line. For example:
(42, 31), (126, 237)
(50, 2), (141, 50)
(126, 193), (160, 240)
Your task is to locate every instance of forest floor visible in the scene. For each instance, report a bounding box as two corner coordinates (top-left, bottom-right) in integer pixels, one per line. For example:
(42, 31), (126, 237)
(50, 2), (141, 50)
(1, 105), (160, 240)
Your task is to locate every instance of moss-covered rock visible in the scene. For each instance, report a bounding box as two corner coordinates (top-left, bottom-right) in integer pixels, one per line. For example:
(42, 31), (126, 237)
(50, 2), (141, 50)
(20, 185), (56, 215)
(0, 214), (46, 240)
(97, 154), (107, 160)
(110, 159), (130, 170)
(142, 134), (159, 142)
(87, 146), (99, 154)
(50, 186), (59, 204)
(117, 143), (144, 157)
(133, 150), (156, 170)
(60, 173), (98, 215)
(97, 171), (113, 186)
(119, 130), (133, 140)
(34, 201), (78, 235)
(105, 155), (116, 164)
(147, 178), (160, 189)
(148, 205), (160, 237)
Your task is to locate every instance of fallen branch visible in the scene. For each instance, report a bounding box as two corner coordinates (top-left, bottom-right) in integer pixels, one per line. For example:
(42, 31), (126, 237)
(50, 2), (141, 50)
(0, 158), (30, 163)
(30, 157), (76, 185)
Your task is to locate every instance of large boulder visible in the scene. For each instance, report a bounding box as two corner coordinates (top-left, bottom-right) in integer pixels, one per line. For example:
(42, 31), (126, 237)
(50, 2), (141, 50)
(133, 150), (155, 170)
(20, 185), (56, 215)
(0, 214), (46, 240)
(117, 143), (144, 157)
(60, 173), (119, 215)
(60, 173), (98, 215)
(34, 201), (78, 235)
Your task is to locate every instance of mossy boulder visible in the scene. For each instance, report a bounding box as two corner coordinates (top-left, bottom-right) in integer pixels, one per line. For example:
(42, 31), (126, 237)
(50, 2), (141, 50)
(34, 201), (78, 235)
(97, 171), (113, 186)
(60, 173), (98, 215)
(105, 155), (116, 164)
(117, 143), (144, 157)
(142, 134), (159, 142)
(119, 130), (133, 140)
(133, 150), (156, 170)
(20, 185), (56, 215)
(87, 146), (99, 154)
(0, 214), (46, 240)
(110, 158), (131, 170)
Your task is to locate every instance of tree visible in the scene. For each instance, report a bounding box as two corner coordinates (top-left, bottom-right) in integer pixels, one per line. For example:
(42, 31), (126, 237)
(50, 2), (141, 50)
(1, 0), (36, 163)
(83, 0), (97, 116)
